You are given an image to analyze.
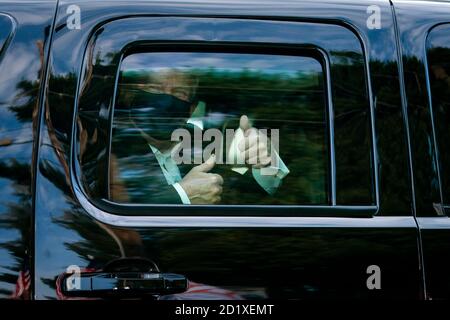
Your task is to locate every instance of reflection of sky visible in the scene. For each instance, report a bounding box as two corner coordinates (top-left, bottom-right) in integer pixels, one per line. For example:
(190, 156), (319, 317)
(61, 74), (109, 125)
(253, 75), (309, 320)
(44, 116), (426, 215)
(0, 20), (44, 135)
(428, 24), (450, 50)
(121, 52), (322, 77)
(0, 176), (23, 210)
(0, 15), (12, 52)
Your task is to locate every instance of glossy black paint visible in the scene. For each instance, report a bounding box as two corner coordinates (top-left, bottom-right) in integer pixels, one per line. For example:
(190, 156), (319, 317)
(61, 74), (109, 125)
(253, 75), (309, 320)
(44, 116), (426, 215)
(34, 0), (419, 299)
(1, 0), (448, 300)
(61, 272), (188, 298)
(393, 0), (450, 300)
(0, 1), (56, 299)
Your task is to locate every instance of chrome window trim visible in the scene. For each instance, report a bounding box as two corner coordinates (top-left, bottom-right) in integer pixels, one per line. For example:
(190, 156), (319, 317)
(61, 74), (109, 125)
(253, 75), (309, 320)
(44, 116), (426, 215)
(75, 182), (406, 227)
(0, 13), (17, 66)
(417, 217), (450, 229)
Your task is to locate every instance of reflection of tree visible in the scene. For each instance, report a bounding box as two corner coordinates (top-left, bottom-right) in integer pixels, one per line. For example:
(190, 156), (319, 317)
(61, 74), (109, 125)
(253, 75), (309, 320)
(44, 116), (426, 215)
(0, 69), (40, 299)
(36, 71), (142, 296)
(0, 160), (32, 298)
(0, 66), (129, 298)
(38, 201), (143, 298)
(0, 39), (48, 298)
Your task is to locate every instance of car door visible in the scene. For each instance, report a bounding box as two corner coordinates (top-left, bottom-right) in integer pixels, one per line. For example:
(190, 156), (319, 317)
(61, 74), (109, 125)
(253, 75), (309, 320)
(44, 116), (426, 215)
(34, 0), (421, 299)
(393, 0), (450, 300)
(0, 2), (56, 299)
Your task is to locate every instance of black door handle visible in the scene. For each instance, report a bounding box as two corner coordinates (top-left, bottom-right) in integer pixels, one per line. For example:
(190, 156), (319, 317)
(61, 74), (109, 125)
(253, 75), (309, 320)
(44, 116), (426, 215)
(60, 258), (187, 298)
(61, 271), (188, 298)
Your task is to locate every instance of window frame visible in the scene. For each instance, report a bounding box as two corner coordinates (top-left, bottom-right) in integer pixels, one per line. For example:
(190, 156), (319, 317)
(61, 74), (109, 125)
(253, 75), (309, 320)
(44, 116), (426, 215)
(71, 17), (378, 221)
(0, 13), (16, 65)
(109, 44), (332, 207)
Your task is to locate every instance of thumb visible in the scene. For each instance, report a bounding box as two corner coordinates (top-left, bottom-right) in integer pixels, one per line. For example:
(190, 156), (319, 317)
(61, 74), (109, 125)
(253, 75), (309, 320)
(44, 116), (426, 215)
(239, 115), (251, 131)
(193, 154), (216, 173)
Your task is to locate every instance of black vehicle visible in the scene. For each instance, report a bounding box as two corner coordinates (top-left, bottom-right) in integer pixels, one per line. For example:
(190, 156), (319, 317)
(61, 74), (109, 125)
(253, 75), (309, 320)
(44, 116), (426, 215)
(0, 0), (449, 300)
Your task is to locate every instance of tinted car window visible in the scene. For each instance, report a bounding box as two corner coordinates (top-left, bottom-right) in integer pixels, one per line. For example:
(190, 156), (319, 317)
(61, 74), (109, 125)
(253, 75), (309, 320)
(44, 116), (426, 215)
(109, 52), (329, 205)
(74, 18), (375, 214)
(427, 24), (450, 205)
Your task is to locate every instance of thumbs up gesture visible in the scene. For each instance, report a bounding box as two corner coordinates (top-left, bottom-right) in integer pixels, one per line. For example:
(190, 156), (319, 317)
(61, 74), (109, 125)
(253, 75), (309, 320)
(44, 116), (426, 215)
(179, 155), (224, 204)
(237, 115), (272, 169)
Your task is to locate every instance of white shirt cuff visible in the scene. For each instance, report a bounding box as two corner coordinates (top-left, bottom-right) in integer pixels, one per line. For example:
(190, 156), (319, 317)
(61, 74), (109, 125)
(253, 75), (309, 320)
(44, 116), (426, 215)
(252, 149), (290, 195)
(172, 183), (191, 204)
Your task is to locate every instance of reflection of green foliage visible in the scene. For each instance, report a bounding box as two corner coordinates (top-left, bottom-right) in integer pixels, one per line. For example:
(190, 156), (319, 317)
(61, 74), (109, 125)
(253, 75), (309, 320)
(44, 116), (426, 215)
(9, 80), (39, 122)
(0, 160), (32, 298)
(0, 74), (40, 298)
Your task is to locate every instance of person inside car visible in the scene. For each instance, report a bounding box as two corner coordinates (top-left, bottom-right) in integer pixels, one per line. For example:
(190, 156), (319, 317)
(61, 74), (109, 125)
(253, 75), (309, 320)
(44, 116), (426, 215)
(109, 69), (289, 204)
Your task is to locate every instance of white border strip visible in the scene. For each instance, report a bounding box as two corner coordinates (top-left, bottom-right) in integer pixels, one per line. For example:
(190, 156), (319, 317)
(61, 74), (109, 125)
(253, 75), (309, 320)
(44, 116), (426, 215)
(417, 217), (450, 229)
(76, 187), (414, 227)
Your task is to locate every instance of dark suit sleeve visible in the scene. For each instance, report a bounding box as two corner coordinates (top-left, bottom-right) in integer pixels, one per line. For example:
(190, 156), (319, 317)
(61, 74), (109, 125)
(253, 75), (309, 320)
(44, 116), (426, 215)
(148, 183), (183, 204)
(111, 151), (183, 204)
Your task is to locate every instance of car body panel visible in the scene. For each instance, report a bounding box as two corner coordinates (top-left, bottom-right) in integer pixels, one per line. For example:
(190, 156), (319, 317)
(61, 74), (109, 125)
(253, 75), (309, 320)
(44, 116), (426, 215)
(0, 1), (56, 299)
(31, 0), (422, 299)
(392, 0), (450, 300)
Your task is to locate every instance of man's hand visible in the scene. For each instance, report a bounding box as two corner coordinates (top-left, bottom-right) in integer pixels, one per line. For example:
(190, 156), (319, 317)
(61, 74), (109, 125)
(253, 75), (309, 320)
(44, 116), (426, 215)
(238, 115), (272, 169)
(179, 154), (223, 204)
